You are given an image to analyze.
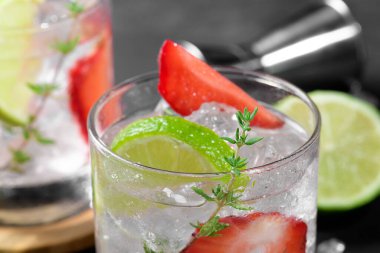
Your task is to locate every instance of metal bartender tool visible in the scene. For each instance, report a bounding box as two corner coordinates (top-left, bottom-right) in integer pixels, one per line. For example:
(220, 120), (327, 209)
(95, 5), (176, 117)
(180, 0), (364, 89)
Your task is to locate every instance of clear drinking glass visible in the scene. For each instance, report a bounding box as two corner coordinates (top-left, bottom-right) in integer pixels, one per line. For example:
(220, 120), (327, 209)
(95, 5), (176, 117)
(89, 68), (320, 253)
(0, 0), (112, 225)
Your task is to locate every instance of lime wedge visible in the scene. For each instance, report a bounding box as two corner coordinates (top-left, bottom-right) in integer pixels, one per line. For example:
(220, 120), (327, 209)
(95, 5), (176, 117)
(0, 0), (42, 125)
(111, 116), (234, 173)
(276, 90), (380, 211)
(94, 116), (235, 215)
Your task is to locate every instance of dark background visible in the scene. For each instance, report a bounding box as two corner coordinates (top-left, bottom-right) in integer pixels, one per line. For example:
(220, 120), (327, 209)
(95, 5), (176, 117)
(110, 0), (380, 252)
(112, 0), (380, 98)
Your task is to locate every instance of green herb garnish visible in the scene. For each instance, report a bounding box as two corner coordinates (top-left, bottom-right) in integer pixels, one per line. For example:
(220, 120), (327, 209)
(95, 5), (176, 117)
(53, 37), (80, 55)
(188, 107), (262, 242)
(27, 83), (58, 96)
(67, 0), (85, 17)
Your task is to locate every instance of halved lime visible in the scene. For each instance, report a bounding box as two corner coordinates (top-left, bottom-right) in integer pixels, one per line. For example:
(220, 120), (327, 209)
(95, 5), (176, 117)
(276, 90), (380, 211)
(0, 0), (42, 125)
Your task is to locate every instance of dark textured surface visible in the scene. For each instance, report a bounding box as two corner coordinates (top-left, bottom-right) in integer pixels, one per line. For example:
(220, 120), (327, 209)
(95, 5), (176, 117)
(88, 0), (380, 252)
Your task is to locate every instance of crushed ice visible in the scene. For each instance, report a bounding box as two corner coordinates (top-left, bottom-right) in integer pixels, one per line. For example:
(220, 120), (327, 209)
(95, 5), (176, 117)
(185, 102), (308, 167)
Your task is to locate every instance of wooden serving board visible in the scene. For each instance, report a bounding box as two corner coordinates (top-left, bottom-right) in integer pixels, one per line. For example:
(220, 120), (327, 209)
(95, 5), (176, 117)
(0, 209), (94, 253)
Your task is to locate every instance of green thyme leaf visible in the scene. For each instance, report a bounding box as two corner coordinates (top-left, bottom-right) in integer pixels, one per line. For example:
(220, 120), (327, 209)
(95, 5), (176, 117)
(224, 156), (233, 167)
(190, 222), (201, 229)
(228, 203), (254, 211)
(28, 83), (58, 96)
(32, 129), (55, 145)
(235, 128), (240, 141)
(211, 185), (225, 201)
(221, 136), (236, 144)
(231, 167), (241, 176)
(236, 157), (248, 168)
(236, 112), (244, 128)
(224, 191), (253, 211)
(13, 150), (31, 164)
(197, 216), (229, 237)
(192, 187), (215, 202)
(236, 162), (246, 169)
(250, 107), (258, 120)
(243, 108), (250, 120)
(245, 137), (263, 146)
(211, 184), (222, 197)
(236, 111), (244, 121)
(213, 185), (226, 201)
(53, 37), (79, 55)
(67, 1), (85, 16)
(23, 128), (31, 140)
(224, 156), (247, 170)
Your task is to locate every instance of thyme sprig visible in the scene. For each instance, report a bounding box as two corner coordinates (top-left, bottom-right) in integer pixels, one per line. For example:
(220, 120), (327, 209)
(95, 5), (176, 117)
(5, 1), (85, 172)
(189, 107), (262, 239)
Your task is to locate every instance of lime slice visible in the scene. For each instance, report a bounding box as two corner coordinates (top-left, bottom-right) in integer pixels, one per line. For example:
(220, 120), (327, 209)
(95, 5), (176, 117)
(276, 90), (380, 211)
(0, 0), (42, 125)
(94, 116), (235, 214)
(111, 116), (234, 173)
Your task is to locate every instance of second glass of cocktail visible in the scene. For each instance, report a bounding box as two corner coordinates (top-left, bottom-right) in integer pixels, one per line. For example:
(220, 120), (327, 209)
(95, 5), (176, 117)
(0, 0), (112, 225)
(89, 41), (320, 253)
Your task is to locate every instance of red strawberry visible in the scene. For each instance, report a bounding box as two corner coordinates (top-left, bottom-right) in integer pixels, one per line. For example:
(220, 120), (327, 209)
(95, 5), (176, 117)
(182, 212), (307, 253)
(69, 31), (113, 141)
(158, 40), (283, 128)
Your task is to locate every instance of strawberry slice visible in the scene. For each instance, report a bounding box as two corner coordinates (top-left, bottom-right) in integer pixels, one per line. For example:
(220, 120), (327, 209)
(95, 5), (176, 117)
(69, 31), (113, 141)
(158, 40), (283, 128)
(182, 212), (307, 253)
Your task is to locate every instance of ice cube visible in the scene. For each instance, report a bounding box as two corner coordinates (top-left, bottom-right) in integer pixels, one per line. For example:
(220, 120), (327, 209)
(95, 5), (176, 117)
(185, 102), (238, 136)
(0, 96), (88, 187)
(177, 101), (308, 167)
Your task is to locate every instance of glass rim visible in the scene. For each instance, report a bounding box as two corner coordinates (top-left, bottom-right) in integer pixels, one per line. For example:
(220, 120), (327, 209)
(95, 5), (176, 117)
(88, 67), (321, 178)
(0, 0), (106, 35)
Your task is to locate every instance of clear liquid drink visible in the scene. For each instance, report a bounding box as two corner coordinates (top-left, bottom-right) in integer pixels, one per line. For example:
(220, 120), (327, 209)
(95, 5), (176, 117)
(0, 0), (112, 225)
(89, 68), (320, 253)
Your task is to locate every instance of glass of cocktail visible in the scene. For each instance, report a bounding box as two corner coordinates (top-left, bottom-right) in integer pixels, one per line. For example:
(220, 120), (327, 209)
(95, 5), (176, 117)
(0, 0), (112, 225)
(89, 41), (320, 253)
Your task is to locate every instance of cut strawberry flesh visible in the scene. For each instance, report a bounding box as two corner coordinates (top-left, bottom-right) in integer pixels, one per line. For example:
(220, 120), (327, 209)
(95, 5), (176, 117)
(158, 40), (283, 128)
(68, 30), (113, 141)
(182, 212), (307, 253)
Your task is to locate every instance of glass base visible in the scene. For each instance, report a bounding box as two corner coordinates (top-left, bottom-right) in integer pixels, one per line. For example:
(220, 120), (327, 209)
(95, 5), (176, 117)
(0, 173), (90, 226)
